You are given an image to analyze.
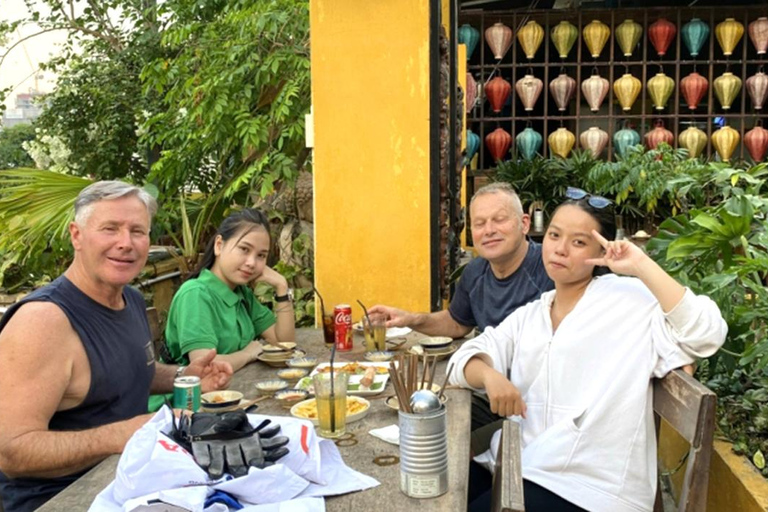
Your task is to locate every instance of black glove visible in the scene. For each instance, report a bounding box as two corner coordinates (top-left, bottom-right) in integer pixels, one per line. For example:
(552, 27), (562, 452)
(173, 409), (290, 478)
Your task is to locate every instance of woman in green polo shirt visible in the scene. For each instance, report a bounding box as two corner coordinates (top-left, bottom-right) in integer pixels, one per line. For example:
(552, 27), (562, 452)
(163, 208), (295, 371)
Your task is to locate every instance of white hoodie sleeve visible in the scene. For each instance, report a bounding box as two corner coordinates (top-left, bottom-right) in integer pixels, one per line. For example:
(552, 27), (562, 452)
(651, 288), (728, 378)
(447, 311), (520, 392)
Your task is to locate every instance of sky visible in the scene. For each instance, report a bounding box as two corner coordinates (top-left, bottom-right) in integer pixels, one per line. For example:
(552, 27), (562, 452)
(0, 0), (66, 109)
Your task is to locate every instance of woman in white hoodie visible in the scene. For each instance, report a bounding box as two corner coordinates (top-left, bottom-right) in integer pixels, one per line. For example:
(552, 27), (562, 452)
(450, 188), (727, 512)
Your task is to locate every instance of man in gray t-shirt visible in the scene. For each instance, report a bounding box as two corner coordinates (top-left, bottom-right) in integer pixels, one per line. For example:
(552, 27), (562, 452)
(370, 183), (553, 434)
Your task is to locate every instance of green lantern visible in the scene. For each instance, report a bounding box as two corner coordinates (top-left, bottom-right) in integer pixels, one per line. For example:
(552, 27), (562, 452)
(516, 127), (543, 160)
(459, 24), (480, 60)
(613, 127), (641, 158)
(465, 130), (480, 166)
(681, 18), (710, 57)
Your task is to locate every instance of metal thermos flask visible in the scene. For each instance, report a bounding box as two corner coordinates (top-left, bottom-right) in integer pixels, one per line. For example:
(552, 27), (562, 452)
(398, 405), (448, 498)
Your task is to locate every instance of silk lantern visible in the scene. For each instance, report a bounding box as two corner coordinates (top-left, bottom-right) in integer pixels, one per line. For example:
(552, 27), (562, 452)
(485, 128), (512, 162)
(680, 72), (709, 110)
(465, 129), (481, 165)
(485, 76), (512, 113)
(614, 73), (642, 111)
(466, 73), (477, 113)
(548, 127), (575, 158)
(486, 22), (513, 60)
(682, 18), (710, 57)
(459, 24), (480, 60)
(516, 127), (543, 160)
(614, 126), (641, 157)
(716, 18), (744, 56)
(582, 72), (610, 112)
(711, 125), (740, 161)
(714, 71), (742, 110)
(551, 20), (578, 59)
(583, 20), (610, 58)
(647, 72), (675, 111)
(645, 120), (674, 150)
(744, 124), (768, 161)
(749, 17), (768, 55)
(649, 18), (676, 56)
(550, 72), (577, 111)
(746, 71), (768, 110)
(678, 127), (708, 158)
(518, 20), (544, 60)
(580, 127), (609, 158)
(515, 73), (544, 111)
(616, 19), (643, 57)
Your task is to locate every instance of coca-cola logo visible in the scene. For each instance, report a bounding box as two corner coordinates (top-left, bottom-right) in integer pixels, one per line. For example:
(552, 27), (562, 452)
(335, 312), (351, 324)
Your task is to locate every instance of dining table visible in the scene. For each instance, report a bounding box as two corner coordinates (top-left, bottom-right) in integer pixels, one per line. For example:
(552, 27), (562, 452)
(36, 327), (473, 511)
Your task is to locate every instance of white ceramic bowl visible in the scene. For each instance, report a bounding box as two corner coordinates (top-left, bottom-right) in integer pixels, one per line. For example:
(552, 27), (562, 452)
(287, 356), (319, 369)
(277, 368), (309, 381)
(255, 378), (289, 395)
(364, 350), (395, 362)
(200, 390), (243, 410)
(418, 336), (453, 352)
(274, 388), (310, 403)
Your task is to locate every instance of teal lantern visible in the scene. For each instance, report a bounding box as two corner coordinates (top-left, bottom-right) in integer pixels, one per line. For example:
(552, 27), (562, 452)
(516, 127), (543, 160)
(459, 24), (480, 60)
(465, 130), (480, 166)
(681, 18), (710, 57)
(613, 127), (641, 158)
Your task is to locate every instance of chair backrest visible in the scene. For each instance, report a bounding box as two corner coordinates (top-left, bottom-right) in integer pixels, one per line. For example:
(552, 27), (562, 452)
(653, 368), (717, 512)
(491, 368), (716, 512)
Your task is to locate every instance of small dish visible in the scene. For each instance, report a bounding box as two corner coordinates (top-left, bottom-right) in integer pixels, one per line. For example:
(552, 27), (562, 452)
(408, 342), (457, 360)
(290, 396), (371, 425)
(277, 368), (309, 381)
(418, 336), (454, 352)
(287, 356), (319, 369)
(200, 390), (243, 410)
(255, 378), (289, 395)
(258, 349), (306, 368)
(274, 388), (310, 403)
(364, 350), (395, 362)
(262, 342), (297, 353)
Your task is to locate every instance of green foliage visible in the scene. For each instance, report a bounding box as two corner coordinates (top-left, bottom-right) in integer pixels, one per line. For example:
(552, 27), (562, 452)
(646, 161), (768, 475)
(493, 149), (598, 214)
(141, 0), (311, 199)
(0, 124), (35, 169)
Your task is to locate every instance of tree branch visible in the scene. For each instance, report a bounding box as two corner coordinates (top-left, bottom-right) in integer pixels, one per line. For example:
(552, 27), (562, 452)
(0, 28), (63, 72)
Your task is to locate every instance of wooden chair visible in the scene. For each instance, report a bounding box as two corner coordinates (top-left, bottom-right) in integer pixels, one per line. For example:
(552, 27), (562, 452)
(146, 307), (164, 360)
(491, 369), (717, 512)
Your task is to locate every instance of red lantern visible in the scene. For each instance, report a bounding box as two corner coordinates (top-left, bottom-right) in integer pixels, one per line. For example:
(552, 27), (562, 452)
(485, 76), (512, 113)
(680, 71), (709, 110)
(645, 120), (674, 150)
(485, 128), (512, 161)
(744, 124), (768, 161)
(649, 18), (677, 56)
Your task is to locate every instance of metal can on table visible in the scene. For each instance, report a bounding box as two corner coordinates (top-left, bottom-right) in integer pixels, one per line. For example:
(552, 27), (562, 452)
(173, 376), (201, 412)
(334, 304), (353, 351)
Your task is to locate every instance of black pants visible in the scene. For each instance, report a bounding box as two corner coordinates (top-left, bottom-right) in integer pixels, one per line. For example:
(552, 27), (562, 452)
(468, 461), (588, 512)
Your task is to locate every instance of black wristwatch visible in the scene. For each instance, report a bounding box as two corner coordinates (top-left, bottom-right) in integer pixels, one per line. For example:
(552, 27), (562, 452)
(275, 288), (294, 303)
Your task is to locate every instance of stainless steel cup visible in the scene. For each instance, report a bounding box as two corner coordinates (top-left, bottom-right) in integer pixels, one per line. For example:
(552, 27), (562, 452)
(398, 405), (448, 498)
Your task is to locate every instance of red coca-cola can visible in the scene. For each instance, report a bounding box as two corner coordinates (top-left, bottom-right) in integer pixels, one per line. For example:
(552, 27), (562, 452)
(333, 304), (353, 352)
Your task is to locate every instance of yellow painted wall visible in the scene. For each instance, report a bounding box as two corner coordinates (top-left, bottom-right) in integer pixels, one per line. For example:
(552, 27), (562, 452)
(311, 0), (432, 321)
(458, 44), (468, 248)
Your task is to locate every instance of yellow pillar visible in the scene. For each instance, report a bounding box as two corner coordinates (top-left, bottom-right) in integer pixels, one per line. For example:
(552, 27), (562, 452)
(311, 0), (433, 321)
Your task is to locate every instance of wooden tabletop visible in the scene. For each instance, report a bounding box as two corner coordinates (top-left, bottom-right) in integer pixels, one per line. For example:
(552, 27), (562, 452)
(37, 328), (471, 511)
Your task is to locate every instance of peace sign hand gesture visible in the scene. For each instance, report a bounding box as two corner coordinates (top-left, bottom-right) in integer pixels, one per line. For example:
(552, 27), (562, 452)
(584, 230), (651, 278)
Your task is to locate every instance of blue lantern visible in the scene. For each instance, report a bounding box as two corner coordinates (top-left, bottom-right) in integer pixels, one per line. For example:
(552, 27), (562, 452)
(516, 127), (543, 160)
(458, 24), (480, 60)
(465, 130), (480, 166)
(681, 18), (710, 57)
(613, 127), (641, 158)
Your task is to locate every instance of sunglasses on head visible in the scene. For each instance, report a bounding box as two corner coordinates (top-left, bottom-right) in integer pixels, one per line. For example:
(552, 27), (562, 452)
(565, 187), (613, 209)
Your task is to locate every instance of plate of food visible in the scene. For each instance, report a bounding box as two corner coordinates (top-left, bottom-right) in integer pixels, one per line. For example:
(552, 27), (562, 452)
(290, 396), (371, 426)
(352, 322), (412, 339)
(296, 361), (392, 396)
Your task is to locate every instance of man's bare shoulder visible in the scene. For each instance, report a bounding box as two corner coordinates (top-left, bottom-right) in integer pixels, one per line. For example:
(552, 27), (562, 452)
(0, 301), (77, 352)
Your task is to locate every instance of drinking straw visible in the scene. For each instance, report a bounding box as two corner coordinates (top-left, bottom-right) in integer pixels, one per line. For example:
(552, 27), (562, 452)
(313, 285), (327, 319)
(329, 342), (337, 433)
(356, 299), (373, 333)
(438, 363), (454, 401)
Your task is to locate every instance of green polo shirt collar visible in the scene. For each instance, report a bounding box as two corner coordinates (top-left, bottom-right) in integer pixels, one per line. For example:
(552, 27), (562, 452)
(197, 268), (242, 307)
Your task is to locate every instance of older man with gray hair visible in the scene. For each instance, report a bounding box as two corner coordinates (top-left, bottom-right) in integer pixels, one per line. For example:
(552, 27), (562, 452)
(0, 181), (233, 512)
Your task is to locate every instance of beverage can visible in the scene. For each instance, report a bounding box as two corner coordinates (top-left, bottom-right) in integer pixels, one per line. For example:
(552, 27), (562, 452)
(333, 304), (353, 351)
(173, 376), (201, 412)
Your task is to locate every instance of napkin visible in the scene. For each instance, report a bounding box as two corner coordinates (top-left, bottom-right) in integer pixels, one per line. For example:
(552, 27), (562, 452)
(368, 424), (400, 445)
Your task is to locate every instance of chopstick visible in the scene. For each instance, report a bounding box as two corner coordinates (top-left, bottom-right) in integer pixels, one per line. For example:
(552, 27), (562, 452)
(426, 354), (439, 391)
(388, 360), (412, 413)
(438, 363), (454, 401)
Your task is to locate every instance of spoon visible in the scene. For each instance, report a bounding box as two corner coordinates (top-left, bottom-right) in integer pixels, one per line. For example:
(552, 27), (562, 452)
(410, 389), (441, 414)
